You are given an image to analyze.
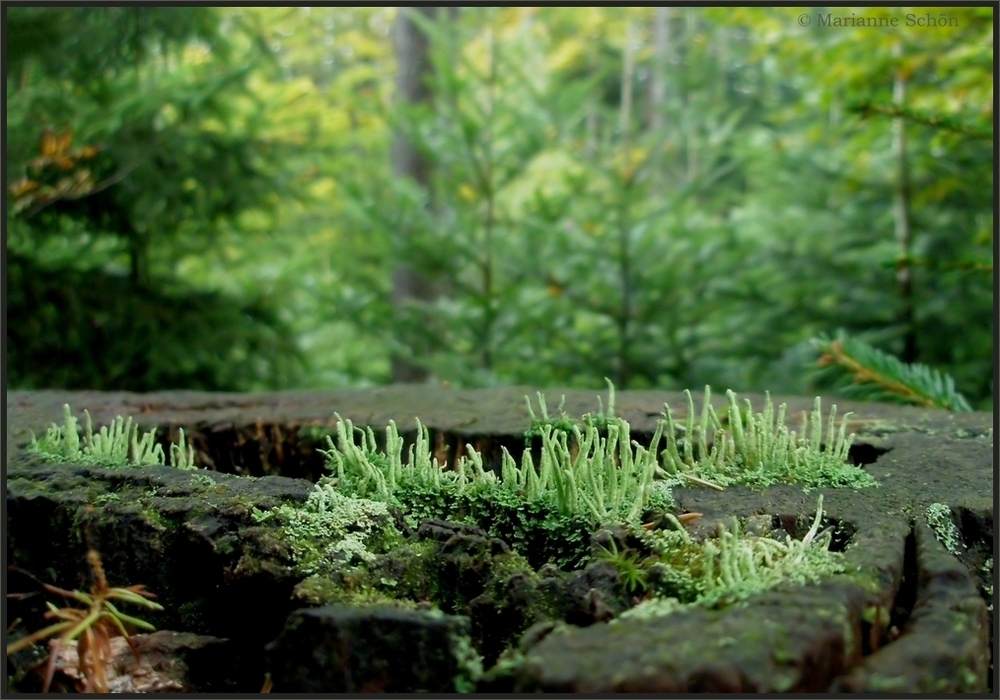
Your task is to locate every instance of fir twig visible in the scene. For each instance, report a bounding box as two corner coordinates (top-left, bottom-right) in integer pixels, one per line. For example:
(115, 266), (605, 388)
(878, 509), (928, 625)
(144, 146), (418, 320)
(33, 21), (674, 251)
(813, 332), (972, 412)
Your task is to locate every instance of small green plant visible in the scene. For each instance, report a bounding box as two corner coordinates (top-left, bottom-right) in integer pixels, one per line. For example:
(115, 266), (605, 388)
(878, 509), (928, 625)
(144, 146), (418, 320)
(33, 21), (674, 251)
(813, 332), (972, 411)
(169, 428), (198, 470)
(581, 377), (618, 429)
(27, 404), (198, 470)
(501, 417), (667, 523)
(524, 392), (576, 440)
(594, 538), (650, 596)
(6, 550), (163, 693)
(319, 414), (504, 501)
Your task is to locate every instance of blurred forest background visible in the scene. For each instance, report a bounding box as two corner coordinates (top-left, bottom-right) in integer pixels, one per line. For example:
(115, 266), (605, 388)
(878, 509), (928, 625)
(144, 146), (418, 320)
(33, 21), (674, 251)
(5, 7), (994, 408)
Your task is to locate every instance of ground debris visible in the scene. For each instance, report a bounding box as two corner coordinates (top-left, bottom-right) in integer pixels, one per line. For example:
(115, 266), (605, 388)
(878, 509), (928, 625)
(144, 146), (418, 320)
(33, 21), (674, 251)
(39, 631), (228, 693)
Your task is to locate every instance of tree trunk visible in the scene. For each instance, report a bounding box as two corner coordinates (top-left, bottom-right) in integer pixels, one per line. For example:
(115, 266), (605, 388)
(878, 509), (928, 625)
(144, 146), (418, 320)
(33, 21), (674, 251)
(684, 9), (698, 185)
(616, 17), (636, 390)
(650, 6), (670, 198)
(390, 7), (439, 383)
(892, 41), (916, 363)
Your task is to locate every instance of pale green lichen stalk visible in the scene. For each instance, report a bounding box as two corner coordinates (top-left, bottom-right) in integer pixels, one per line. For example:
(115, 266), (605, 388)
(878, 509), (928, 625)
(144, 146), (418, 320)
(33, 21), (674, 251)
(983, 557), (993, 612)
(319, 385), (873, 527)
(169, 428), (198, 470)
(27, 403), (199, 470)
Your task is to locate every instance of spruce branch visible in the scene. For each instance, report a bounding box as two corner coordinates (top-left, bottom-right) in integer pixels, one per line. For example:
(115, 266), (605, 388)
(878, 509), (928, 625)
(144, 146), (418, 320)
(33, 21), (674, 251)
(849, 100), (993, 140)
(812, 332), (972, 412)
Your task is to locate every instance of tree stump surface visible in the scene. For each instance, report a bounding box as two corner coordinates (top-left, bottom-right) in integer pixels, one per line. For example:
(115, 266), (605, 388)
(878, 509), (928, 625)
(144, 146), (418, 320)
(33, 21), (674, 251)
(5, 388), (994, 692)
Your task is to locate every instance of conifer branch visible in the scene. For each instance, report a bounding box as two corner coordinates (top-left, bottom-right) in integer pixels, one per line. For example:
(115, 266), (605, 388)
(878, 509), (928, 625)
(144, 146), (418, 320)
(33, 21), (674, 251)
(812, 332), (972, 412)
(850, 100), (993, 140)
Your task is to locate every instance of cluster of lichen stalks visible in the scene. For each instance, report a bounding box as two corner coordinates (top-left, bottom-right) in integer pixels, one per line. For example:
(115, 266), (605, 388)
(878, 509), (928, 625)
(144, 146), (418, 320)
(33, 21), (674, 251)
(27, 403), (197, 470)
(321, 385), (874, 527)
(305, 385), (859, 624)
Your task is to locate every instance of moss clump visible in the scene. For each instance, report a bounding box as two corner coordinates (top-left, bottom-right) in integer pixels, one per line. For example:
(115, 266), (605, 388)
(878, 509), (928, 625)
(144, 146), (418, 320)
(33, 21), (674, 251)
(293, 574), (427, 610)
(323, 411), (668, 526)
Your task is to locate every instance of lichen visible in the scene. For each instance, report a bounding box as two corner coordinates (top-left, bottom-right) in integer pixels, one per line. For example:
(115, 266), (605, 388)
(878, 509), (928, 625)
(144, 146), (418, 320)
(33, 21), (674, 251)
(616, 496), (846, 623)
(321, 410), (666, 526)
(925, 503), (963, 556)
(251, 482), (402, 576)
(659, 388), (877, 491)
(27, 404), (198, 470)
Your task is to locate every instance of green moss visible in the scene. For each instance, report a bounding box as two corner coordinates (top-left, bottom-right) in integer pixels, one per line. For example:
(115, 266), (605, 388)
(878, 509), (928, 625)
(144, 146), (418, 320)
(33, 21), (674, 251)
(140, 507), (171, 532)
(449, 631), (484, 692)
(867, 674), (909, 692)
(293, 574), (426, 610)
(176, 600), (206, 631)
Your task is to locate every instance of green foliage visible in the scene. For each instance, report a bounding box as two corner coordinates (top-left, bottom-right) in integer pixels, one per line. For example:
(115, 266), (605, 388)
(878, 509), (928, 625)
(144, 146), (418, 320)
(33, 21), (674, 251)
(5, 8), (990, 408)
(849, 100), (993, 140)
(6, 6), (305, 392)
(813, 332), (973, 412)
(658, 387), (876, 490)
(27, 404), (198, 470)
(6, 252), (302, 391)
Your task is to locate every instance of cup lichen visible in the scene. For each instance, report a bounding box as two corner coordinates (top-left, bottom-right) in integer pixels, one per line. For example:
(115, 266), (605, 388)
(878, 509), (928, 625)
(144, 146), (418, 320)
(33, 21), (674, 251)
(27, 403), (198, 470)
